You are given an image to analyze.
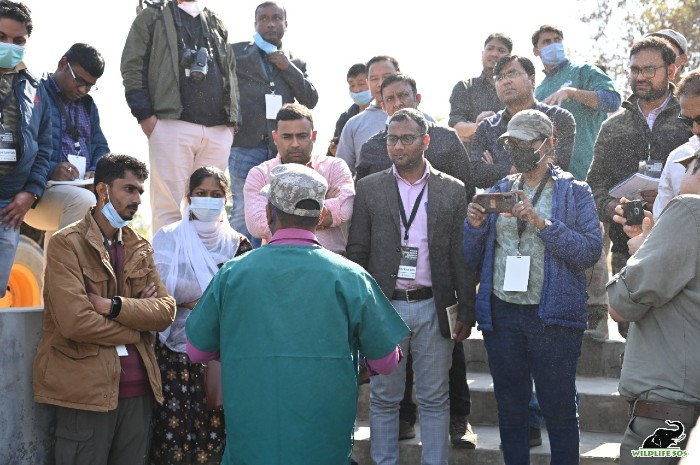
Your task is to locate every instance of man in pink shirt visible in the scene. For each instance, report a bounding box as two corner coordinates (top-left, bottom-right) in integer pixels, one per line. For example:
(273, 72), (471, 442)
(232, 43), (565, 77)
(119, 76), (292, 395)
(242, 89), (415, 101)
(244, 103), (354, 255)
(347, 108), (477, 465)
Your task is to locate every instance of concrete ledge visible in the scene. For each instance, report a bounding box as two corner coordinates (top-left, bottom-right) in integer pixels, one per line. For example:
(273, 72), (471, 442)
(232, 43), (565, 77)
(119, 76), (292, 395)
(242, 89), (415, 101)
(464, 338), (625, 378)
(357, 373), (628, 434)
(352, 421), (622, 465)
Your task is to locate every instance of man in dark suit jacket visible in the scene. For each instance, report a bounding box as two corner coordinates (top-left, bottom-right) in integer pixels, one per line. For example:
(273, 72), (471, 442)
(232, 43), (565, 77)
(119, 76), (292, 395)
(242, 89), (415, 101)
(355, 73), (478, 448)
(228, 1), (318, 245)
(347, 108), (477, 465)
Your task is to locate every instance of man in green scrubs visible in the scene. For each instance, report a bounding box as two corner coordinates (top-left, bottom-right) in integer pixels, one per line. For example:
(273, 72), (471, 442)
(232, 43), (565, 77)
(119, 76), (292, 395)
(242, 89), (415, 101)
(186, 163), (408, 465)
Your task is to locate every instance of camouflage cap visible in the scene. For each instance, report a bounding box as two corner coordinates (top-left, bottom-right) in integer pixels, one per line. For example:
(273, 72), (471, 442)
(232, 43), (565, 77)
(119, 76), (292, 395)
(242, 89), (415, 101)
(260, 164), (328, 217)
(674, 148), (700, 168)
(498, 109), (553, 142)
(645, 29), (688, 55)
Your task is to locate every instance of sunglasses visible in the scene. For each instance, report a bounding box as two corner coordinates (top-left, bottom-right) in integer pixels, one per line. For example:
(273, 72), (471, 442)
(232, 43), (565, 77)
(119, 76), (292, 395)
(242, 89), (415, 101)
(678, 113), (700, 127)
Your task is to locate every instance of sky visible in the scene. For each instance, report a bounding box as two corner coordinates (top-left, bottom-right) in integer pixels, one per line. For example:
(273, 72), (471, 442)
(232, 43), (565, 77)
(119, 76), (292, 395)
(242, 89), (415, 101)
(23, 0), (627, 228)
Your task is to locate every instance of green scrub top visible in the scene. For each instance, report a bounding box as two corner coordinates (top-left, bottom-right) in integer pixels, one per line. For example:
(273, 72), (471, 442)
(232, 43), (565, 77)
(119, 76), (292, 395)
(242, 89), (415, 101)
(187, 245), (409, 465)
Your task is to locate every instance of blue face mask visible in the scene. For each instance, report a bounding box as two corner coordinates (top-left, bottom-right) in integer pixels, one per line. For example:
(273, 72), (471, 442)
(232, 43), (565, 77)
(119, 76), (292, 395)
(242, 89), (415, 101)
(101, 189), (130, 229)
(540, 42), (566, 66)
(0, 42), (25, 69)
(253, 32), (278, 55)
(349, 89), (372, 106)
(190, 196), (225, 222)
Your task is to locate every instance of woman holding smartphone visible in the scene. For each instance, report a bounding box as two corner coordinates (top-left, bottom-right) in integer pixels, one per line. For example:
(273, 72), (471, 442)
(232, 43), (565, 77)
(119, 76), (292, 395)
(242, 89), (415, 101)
(463, 110), (601, 465)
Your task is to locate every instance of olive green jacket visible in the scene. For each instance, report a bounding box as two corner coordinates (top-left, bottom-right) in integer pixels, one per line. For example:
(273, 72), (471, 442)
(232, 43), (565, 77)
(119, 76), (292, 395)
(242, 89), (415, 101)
(120, 1), (239, 124)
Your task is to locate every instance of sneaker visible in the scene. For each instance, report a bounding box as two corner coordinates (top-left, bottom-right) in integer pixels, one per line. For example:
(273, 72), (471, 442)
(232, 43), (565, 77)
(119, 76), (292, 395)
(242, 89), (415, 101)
(398, 420), (415, 440)
(450, 415), (477, 449)
(529, 427), (542, 447)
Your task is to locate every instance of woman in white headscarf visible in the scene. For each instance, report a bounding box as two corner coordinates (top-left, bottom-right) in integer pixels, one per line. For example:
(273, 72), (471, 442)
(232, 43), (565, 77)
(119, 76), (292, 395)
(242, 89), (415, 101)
(149, 166), (251, 465)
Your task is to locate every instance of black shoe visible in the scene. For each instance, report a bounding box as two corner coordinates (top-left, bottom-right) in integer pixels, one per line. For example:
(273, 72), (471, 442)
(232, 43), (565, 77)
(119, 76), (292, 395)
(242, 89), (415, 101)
(398, 420), (415, 440)
(450, 415), (477, 449)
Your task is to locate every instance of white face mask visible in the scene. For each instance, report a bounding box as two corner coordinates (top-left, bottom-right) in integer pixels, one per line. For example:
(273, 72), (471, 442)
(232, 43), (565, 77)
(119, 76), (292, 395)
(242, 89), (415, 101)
(178, 0), (204, 17)
(190, 196), (225, 222)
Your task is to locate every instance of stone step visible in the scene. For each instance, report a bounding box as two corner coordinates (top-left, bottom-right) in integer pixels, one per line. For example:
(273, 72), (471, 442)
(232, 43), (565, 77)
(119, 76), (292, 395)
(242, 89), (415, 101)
(352, 421), (622, 465)
(464, 337), (625, 378)
(357, 373), (628, 434)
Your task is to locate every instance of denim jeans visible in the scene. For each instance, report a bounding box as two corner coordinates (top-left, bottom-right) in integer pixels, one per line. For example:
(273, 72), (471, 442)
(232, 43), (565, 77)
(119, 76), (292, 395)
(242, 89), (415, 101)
(228, 144), (275, 248)
(370, 297), (453, 465)
(0, 198), (20, 298)
(483, 295), (583, 465)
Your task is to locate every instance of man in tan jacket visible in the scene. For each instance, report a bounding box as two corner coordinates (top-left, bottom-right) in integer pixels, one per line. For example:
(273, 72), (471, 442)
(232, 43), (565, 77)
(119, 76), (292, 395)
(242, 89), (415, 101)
(33, 154), (175, 465)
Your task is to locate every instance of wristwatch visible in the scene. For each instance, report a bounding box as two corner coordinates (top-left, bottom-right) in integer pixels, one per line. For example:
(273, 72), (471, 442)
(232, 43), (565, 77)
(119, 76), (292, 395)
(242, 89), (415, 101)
(537, 219), (552, 232)
(108, 296), (122, 319)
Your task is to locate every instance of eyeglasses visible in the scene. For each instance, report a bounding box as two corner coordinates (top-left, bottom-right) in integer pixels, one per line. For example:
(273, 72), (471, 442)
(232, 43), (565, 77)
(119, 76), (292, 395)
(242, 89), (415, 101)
(502, 138), (546, 152)
(494, 70), (526, 82)
(678, 113), (700, 127)
(629, 65), (665, 79)
(67, 62), (98, 92)
(386, 134), (424, 146)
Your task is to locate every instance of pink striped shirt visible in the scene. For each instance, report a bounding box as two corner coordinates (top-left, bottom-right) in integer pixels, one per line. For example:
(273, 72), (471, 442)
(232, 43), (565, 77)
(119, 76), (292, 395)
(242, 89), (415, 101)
(244, 154), (355, 255)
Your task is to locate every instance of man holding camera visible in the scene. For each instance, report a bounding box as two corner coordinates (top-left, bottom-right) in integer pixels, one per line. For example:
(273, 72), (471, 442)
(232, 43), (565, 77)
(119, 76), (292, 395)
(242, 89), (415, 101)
(121, 0), (238, 232)
(607, 151), (700, 464)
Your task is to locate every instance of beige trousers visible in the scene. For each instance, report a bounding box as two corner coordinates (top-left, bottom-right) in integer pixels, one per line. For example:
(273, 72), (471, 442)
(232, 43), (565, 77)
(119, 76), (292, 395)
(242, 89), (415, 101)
(148, 119), (233, 233)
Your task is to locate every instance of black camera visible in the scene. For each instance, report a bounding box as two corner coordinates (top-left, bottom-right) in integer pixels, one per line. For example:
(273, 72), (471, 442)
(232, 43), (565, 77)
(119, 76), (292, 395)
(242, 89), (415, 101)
(621, 200), (646, 226)
(181, 47), (209, 82)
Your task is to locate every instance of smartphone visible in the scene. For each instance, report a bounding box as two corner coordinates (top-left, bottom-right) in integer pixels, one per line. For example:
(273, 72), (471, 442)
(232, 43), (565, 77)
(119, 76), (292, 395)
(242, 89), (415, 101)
(621, 200), (645, 226)
(474, 192), (519, 213)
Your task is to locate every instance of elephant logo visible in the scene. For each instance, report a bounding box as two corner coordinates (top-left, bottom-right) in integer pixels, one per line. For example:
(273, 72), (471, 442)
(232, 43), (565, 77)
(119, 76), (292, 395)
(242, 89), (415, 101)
(641, 420), (686, 449)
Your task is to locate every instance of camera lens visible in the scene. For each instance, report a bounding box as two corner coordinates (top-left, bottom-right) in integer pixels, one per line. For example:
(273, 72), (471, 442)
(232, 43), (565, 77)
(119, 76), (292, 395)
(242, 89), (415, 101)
(190, 47), (209, 82)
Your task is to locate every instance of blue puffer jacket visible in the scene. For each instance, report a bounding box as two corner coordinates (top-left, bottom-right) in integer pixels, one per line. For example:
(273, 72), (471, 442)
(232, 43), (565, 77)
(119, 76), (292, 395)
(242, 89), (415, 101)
(463, 165), (602, 331)
(0, 69), (51, 201)
(40, 77), (110, 176)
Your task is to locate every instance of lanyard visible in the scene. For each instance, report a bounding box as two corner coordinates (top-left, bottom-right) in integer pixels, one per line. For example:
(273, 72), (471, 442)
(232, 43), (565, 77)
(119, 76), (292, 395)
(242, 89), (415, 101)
(172, 1), (211, 52)
(397, 182), (427, 243)
(0, 74), (17, 128)
(516, 173), (549, 242)
(51, 86), (82, 155)
(257, 51), (275, 92)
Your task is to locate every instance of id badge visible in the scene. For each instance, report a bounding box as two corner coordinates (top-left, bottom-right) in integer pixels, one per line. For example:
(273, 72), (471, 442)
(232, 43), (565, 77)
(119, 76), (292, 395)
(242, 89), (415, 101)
(503, 255), (530, 292)
(639, 159), (664, 179)
(0, 130), (17, 163)
(265, 93), (283, 119)
(116, 345), (128, 357)
(397, 246), (418, 279)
